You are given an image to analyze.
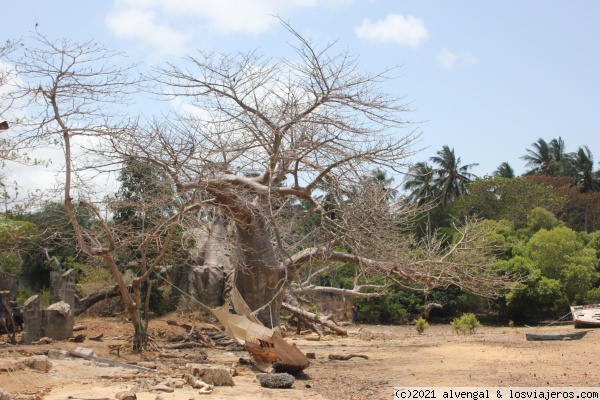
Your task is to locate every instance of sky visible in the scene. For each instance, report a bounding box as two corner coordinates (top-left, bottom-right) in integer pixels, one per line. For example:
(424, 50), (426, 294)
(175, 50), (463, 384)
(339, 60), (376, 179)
(2, 0), (600, 200)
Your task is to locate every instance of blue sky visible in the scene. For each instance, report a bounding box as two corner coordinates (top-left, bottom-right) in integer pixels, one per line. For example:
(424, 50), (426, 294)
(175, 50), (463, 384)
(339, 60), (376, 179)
(2, 0), (600, 194)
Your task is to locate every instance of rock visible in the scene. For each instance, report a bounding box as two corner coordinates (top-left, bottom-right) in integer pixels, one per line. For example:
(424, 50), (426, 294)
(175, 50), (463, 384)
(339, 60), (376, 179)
(48, 349), (69, 360)
(306, 352), (316, 359)
(115, 390), (137, 400)
(188, 364), (235, 386)
(151, 384), (174, 393)
(0, 388), (11, 400)
(73, 346), (96, 357)
(29, 355), (52, 372)
(47, 301), (71, 317)
(256, 373), (295, 389)
(155, 396), (165, 400)
(136, 361), (157, 369)
(183, 373), (214, 392)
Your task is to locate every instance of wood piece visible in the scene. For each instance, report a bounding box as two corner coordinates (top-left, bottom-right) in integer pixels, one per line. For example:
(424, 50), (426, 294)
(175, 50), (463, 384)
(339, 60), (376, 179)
(108, 344), (122, 356)
(70, 334), (86, 342)
(281, 302), (347, 336)
(69, 350), (152, 371)
(328, 353), (369, 361)
(161, 342), (201, 350)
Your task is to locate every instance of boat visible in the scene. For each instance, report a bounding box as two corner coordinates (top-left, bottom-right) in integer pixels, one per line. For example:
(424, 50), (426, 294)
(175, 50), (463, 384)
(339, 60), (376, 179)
(570, 304), (600, 328)
(211, 288), (310, 374)
(525, 330), (591, 341)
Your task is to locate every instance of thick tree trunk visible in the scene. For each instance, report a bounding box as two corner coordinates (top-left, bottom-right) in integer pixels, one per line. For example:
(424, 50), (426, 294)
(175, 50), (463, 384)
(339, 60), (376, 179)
(234, 216), (286, 328)
(171, 218), (233, 309)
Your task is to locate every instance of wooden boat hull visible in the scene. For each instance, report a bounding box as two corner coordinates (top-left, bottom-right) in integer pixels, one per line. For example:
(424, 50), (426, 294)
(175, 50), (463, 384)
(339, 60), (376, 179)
(525, 331), (590, 341)
(571, 305), (600, 329)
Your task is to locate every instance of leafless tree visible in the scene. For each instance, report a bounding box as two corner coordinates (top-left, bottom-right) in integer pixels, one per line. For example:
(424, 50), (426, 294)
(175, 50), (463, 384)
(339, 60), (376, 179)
(109, 22), (518, 328)
(10, 25), (519, 341)
(7, 32), (182, 349)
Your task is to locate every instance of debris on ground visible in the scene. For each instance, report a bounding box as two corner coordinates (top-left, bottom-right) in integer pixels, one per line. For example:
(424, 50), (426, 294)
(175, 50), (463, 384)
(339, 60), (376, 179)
(328, 353), (369, 360)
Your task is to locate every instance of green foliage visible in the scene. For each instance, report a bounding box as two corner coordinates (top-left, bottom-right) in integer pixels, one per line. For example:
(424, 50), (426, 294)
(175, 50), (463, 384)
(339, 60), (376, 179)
(585, 287), (600, 303)
(527, 226), (596, 292)
(356, 290), (421, 324)
(428, 286), (486, 316)
(526, 207), (559, 233)
(505, 278), (569, 321)
(142, 282), (173, 316)
(454, 176), (561, 229)
(0, 216), (39, 274)
(16, 288), (35, 306)
(451, 313), (482, 334)
(38, 288), (50, 307)
(77, 264), (114, 297)
(414, 317), (429, 334)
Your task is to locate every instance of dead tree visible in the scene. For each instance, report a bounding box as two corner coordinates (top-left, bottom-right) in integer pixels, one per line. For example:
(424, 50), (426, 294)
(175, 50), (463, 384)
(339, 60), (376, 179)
(112, 22), (519, 328)
(8, 33), (183, 349)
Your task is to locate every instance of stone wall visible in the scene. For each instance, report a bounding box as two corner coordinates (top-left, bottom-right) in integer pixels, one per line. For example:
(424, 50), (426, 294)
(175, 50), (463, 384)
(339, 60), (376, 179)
(21, 295), (42, 344)
(21, 269), (76, 343)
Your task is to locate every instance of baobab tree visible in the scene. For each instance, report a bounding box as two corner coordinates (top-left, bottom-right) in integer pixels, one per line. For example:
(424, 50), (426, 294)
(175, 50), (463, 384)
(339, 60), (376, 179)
(110, 23), (517, 328)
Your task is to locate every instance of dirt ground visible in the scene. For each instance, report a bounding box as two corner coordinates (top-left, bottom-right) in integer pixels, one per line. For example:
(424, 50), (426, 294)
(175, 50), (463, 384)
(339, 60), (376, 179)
(0, 312), (599, 400)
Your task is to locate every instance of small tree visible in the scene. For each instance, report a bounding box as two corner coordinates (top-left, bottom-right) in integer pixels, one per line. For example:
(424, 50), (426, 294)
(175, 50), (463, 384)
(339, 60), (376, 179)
(451, 313), (482, 334)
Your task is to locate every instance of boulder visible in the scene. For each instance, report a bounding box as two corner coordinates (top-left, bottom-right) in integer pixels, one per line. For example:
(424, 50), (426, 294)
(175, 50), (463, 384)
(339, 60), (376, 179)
(256, 373), (295, 389)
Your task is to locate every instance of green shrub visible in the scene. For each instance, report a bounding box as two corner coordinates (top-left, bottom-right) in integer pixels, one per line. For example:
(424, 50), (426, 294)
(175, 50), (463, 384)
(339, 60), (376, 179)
(451, 313), (482, 334)
(585, 287), (600, 304)
(414, 317), (429, 334)
(38, 288), (51, 307)
(17, 288), (35, 306)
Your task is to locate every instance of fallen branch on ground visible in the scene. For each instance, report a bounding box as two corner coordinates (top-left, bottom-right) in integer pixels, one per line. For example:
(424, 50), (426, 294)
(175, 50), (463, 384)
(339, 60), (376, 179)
(328, 354), (369, 361)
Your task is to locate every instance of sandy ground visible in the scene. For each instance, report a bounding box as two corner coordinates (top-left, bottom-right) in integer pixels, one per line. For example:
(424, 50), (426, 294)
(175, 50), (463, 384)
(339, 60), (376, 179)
(0, 313), (599, 400)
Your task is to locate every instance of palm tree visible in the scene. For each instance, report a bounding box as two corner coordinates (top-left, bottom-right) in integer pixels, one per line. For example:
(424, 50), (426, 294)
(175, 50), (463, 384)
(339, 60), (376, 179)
(571, 146), (597, 193)
(522, 138), (554, 175)
(403, 162), (437, 239)
(403, 162), (436, 205)
(370, 168), (398, 201)
(494, 162), (515, 178)
(549, 137), (575, 175)
(522, 136), (573, 176)
(429, 146), (478, 207)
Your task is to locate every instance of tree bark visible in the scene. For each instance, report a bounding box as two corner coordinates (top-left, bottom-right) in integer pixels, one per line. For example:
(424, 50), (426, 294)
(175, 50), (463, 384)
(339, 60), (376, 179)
(74, 284), (134, 316)
(234, 215), (286, 328)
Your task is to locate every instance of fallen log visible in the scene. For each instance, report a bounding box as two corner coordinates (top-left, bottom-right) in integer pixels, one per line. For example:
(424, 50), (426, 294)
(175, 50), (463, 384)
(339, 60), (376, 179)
(70, 349), (152, 371)
(74, 284), (133, 316)
(328, 354), (369, 361)
(282, 302), (347, 336)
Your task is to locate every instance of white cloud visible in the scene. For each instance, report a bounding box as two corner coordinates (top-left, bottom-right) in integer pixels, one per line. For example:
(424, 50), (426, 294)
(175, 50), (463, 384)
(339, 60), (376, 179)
(106, 0), (322, 56)
(437, 48), (479, 70)
(354, 14), (429, 47)
(105, 6), (190, 57)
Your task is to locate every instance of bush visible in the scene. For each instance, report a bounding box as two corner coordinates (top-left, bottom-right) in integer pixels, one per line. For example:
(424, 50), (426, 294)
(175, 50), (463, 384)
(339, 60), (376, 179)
(451, 313), (482, 334)
(414, 317), (429, 334)
(585, 287), (600, 304)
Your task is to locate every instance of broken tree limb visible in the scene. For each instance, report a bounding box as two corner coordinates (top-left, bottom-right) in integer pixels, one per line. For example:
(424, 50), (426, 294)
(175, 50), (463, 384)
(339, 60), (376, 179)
(281, 302), (347, 336)
(73, 284), (133, 316)
(422, 302), (443, 320)
(328, 354), (369, 361)
(70, 349), (152, 371)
